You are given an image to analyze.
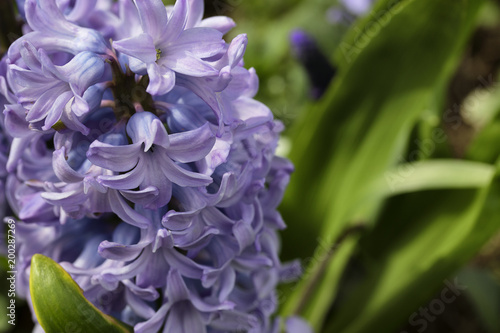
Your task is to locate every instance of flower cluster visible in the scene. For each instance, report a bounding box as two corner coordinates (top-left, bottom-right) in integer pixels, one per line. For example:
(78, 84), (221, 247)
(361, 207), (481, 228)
(0, 0), (303, 332)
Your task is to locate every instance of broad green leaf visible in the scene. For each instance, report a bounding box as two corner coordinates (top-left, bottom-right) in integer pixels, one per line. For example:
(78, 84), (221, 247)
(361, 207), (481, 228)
(352, 159), (495, 222)
(281, 160), (494, 330)
(379, 160), (494, 196)
(30, 254), (132, 333)
(280, 0), (485, 329)
(323, 158), (500, 333)
(333, 0), (409, 68)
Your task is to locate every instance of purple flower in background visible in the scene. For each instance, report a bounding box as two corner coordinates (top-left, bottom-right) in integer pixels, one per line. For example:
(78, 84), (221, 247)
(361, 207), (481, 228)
(0, 0), (305, 332)
(290, 30), (336, 99)
(327, 0), (375, 24)
(341, 0), (374, 16)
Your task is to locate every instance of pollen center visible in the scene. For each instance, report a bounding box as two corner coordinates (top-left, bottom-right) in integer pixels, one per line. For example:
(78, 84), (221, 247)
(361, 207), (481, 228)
(156, 48), (162, 61)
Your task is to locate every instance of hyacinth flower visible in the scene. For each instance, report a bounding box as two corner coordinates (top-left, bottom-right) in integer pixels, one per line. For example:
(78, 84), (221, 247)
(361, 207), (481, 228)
(8, 0), (110, 60)
(0, 0), (311, 332)
(112, 0), (226, 95)
(87, 111), (215, 209)
(327, 0), (376, 24)
(9, 41), (105, 132)
(290, 30), (336, 100)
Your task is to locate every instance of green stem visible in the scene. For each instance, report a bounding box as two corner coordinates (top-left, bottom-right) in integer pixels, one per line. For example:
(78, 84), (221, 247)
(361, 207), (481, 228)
(108, 58), (155, 120)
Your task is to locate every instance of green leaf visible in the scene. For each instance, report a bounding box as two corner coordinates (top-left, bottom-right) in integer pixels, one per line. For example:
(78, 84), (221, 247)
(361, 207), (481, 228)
(379, 160), (494, 196)
(283, 0), (484, 253)
(323, 158), (500, 333)
(352, 159), (495, 223)
(280, 0), (485, 329)
(333, 0), (410, 68)
(30, 254), (132, 333)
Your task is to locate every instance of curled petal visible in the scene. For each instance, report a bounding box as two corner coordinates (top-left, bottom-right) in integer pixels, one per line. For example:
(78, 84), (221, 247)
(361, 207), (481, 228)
(4, 104), (32, 138)
(65, 0), (98, 22)
(122, 279), (159, 301)
(167, 123), (215, 163)
(52, 147), (84, 183)
(162, 210), (197, 231)
(159, 154), (212, 187)
(164, 303), (206, 333)
(125, 288), (157, 320)
(98, 167), (145, 190)
(135, 302), (172, 333)
(126, 112), (170, 150)
(146, 62), (175, 96)
(120, 186), (160, 206)
(107, 190), (150, 228)
(165, 268), (190, 302)
(87, 141), (141, 172)
(42, 91), (73, 130)
(98, 240), (146, 261)
(163, 249), (206, 279)
(60, 51), (106, 96)
(198, 16), (236, 35)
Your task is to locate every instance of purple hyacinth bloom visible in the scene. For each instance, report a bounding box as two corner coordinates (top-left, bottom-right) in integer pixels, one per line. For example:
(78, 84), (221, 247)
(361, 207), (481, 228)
(87, 111), (215, 209)
(9, 41), (105, 132)
(9, 0), (110, 61)
(16, 0), (100, 24)
(134, 269), (235, 333)
(0, 0), (306, 332)
(112, 0), (225, 95)
(41, 144), (152, 228)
